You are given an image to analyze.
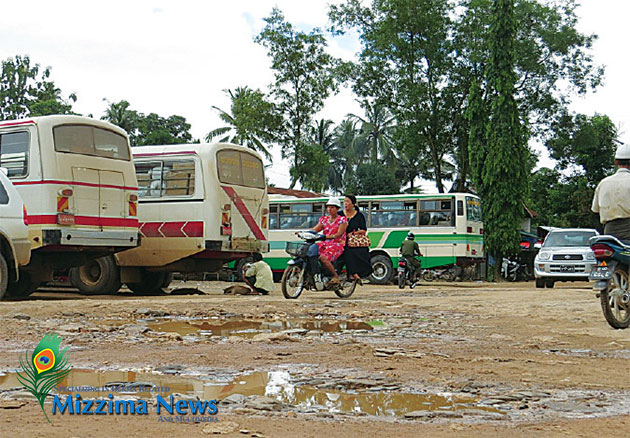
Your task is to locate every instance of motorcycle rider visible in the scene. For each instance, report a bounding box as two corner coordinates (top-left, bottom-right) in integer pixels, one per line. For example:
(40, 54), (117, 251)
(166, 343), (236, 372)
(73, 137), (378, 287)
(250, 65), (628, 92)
(399, 232), (423, 284)
(592, 143), (630, 241)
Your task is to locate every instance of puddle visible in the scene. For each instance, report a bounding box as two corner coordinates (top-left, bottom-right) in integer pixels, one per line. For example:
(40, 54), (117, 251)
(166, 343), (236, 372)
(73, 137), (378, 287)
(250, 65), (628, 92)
(147, 319), (374, 338)
(0, 369), (499, 418)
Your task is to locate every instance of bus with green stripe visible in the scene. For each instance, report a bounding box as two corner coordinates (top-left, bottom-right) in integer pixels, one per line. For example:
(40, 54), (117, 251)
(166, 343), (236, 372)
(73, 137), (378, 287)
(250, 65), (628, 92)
(266, 193), (483, 284)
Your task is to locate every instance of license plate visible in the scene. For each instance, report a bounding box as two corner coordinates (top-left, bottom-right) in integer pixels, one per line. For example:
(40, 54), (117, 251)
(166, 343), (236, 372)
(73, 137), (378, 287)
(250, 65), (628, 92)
(398, 267), (405, 272)
(590, 265), (612, 280)
(560, 265), (575, 272)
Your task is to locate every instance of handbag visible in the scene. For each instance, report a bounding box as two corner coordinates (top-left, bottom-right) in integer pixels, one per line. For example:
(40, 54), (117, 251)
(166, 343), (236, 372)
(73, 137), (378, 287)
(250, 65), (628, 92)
(347, 232), (371, 248)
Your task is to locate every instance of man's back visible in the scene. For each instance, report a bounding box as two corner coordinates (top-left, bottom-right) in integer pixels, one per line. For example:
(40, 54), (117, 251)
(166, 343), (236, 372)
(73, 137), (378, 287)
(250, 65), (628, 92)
(400, 239), (419, 257)
(592, 168), (630, 224)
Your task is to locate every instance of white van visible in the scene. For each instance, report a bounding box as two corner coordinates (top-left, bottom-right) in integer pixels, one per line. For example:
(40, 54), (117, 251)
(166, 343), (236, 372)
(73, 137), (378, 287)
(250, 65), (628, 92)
(0, 115), (140, 295)
(69, 143), (269, 295)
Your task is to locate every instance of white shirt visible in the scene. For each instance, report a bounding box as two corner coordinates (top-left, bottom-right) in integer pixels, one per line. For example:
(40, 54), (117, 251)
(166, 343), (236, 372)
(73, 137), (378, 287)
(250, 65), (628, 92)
(592, 168), (630, 223)
(245, 260), (274, 293)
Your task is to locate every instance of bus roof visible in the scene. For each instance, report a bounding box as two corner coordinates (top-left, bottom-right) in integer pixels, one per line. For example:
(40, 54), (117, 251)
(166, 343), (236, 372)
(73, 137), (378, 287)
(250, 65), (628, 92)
(0, 115), (128, 138)
(269, 193), (480, 203)
(132, 143), (263, 160)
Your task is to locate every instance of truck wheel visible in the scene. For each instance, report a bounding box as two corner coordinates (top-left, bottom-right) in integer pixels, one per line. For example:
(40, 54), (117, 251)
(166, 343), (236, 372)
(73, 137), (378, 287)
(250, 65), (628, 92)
(535, 278), (545, 288)
(369, 255), (393, 285)
(6, 270), (39, 298)
(69, 256), (122, 295)
(545, 279), (554, 288)
(0, 254), (8, 299)
(126, 270), (168, 295)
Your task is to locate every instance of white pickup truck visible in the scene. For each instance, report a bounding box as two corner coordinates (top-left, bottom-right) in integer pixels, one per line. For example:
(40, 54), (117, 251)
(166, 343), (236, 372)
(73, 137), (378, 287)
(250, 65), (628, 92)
(0, 168), (31, 298)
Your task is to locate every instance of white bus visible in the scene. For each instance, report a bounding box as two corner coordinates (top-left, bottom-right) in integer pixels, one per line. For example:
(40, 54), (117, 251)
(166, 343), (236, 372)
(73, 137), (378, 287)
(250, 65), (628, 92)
(266, 193), (484, 283)
(0, 115), (140, 296)
(69, 143), (269, 295)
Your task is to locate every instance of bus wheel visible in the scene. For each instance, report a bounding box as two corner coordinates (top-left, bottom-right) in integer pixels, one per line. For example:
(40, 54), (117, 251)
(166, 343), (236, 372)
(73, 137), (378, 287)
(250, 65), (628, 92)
(369, 255), (393, 285)
(127, 270), (168, 296)
(0, 253), (8, 299)
(70, 256), (122, 295)
(235, 257), (254, 282)
(6, 270), (39, 298)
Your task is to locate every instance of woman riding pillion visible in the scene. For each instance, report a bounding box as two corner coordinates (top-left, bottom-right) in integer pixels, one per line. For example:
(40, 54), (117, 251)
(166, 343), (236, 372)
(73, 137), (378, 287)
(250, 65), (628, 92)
(308, 198), (348, 286)
(342, 195), (373, 283)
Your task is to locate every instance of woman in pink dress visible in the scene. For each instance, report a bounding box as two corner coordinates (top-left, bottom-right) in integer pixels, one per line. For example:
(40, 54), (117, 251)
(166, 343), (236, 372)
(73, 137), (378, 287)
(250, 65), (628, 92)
(311, 198), (348, 285)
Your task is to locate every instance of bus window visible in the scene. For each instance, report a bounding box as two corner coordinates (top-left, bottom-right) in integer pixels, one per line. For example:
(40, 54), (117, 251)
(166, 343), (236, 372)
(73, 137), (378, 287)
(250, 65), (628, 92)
(217, 150), (265, 189)
(279, 203), (322, 229)
(457, 200), (464, 216)
(269, 204), (279, 229)
(419, 199), (453, 226)
(53, 125), (130, 160)
(136, 159), (196, 198)
(370, 201), (417, 227)
(466, 196), (483, 222)
(0, 131), (29, 177)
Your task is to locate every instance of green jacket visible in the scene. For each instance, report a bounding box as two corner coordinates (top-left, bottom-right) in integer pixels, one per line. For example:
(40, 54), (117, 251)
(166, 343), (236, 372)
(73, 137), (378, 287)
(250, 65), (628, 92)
(400, 239), (421, 258)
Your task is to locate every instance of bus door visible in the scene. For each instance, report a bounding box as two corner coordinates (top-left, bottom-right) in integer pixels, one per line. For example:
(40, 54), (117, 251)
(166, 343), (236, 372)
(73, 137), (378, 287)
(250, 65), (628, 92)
(216, 149), (267, 252)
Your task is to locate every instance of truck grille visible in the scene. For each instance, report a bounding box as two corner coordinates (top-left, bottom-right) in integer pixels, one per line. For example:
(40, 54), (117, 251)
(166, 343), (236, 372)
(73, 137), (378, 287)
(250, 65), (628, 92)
(552, 254), (583, 261)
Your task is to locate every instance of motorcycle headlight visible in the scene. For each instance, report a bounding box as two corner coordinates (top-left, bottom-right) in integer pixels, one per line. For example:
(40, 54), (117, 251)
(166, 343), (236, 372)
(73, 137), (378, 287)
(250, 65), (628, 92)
(537, 251), (550, 261)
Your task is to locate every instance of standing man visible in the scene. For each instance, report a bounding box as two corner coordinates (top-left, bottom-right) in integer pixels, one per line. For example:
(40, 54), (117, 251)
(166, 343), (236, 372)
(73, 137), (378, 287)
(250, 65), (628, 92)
(592, 143), (630, 241)
(243, 253), (274, 295)
(400, 232), (423, 284)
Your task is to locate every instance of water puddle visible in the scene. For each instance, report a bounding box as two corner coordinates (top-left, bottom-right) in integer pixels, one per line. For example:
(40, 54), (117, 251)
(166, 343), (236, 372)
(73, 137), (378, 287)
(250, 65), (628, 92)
(147, 319), (374, 338)
(0, 369), (500, 418)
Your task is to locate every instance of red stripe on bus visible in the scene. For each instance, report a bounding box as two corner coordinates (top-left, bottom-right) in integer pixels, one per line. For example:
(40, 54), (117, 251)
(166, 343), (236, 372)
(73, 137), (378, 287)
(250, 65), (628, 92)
(133, 151), (198, 157)
(12, 180), (138, 191)
(139, 221), (204, 238)
(0, 120), (35, 127)
(27, 215), (139, 227)
(221, 186), (266, 241)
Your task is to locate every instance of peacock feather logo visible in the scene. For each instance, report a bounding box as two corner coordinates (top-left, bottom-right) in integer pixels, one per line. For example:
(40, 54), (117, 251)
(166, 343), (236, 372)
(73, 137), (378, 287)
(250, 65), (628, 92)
(16, 334), (72, 422)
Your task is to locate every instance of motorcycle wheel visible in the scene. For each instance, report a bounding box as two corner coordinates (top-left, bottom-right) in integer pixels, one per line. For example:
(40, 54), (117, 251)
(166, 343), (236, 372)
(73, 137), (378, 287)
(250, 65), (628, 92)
(334, 276), (357, 299)
(600, 267), (630, 329)
(443, 269), (457, 282)
(397, 272), (405, 289)
(422, 270), (435, 281)
(281, 265), (304, 299)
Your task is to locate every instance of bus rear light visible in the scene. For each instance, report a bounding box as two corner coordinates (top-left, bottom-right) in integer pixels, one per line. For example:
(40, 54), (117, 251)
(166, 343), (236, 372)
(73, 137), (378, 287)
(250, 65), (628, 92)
(58, 188), (73, 197)
(480, 228), (483, 234)
(592, 244), (614, 259)
(57, 213), (75, 226)
(467, 244), (470, 251)
(129, 201), (137, 217)
(223, 204), (231, 211)
(467, 226), (472, 233)
(221, 212), (230, 225)
(23, 205), (28, 225)
(262, 208), (269, 215)
(262, 215), (268, 229)
(128, 193), (138, 202)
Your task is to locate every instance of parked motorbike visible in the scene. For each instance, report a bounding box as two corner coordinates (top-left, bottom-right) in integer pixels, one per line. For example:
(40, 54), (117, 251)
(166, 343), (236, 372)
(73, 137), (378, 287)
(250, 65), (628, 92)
(397, 257), (417, 289)
(589, 235), (630, 329)
(501, 257), (532, 282)
(281, 231), (358, 299)
(422, 265), (458, 282)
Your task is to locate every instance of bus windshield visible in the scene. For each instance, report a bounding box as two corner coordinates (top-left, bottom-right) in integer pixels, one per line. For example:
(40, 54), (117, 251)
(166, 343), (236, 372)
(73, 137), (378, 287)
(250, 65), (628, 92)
(466, 196), (482, 222)
(216, 150), (265, 189)
(53, 125), (130, 160)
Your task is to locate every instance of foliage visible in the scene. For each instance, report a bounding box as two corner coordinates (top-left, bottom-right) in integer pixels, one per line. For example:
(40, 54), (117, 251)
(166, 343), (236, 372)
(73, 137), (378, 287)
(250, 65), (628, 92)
(256, 7), (344, 188)
(0, 55), (76, 119)
(206, 86), (280, 161)
(346, 162), (400, 195)
(102, 100), (192, 146)
(290, 142), (330, 193)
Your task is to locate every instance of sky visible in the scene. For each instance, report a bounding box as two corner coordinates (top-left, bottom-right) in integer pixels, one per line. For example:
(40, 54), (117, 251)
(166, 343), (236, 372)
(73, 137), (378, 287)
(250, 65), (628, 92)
(0, 0), (627, 191)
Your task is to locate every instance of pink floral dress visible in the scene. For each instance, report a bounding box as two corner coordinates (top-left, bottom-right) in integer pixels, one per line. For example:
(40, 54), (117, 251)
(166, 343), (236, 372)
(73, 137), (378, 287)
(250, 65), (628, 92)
(316, 215), (347, 262)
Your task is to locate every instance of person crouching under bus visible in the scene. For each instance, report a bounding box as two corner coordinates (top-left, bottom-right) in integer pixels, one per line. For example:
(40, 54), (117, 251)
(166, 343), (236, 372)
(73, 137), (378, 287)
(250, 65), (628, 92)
(310, 198), (348, 287)
(400, 232), (423, 284)
(244, 253), (274, 295)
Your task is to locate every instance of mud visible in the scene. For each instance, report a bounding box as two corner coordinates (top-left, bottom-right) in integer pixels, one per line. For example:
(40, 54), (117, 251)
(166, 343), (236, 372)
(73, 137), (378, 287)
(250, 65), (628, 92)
(1, 280), (630, 437)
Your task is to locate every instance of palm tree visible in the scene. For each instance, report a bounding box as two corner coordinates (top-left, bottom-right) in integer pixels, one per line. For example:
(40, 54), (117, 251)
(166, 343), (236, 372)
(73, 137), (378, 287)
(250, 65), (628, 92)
(349, 100), (397, 167)
(102, 100), (139, 144)
(206, 87), (274, 161)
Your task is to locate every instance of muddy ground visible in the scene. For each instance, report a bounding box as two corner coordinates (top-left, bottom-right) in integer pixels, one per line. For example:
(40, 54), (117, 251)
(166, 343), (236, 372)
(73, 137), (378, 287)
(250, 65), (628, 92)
(0, 280), (629, 437)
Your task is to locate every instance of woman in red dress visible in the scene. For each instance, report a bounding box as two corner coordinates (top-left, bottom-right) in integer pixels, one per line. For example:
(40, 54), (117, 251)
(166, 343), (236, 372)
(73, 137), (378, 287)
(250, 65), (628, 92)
(311, 198), (348, 285)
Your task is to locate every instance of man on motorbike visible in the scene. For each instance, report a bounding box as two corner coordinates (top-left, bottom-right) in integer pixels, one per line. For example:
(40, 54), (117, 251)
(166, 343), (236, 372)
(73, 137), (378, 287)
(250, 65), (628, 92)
(592, 143), (630, 241)
(400, 232), (423, 284)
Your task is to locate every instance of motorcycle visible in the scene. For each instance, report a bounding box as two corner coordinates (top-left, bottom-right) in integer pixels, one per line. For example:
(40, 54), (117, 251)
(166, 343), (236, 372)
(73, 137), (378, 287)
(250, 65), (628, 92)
(501, 257), (532, 282)
(397, 257), (418, 289)
(589, 235), (630, 329)
(422, 265), (458, 282)
(281, 231), (359, 299)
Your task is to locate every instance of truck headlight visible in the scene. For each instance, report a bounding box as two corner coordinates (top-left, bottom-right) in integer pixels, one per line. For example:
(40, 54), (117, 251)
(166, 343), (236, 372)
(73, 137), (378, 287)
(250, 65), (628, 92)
(537, 251), (550, 261)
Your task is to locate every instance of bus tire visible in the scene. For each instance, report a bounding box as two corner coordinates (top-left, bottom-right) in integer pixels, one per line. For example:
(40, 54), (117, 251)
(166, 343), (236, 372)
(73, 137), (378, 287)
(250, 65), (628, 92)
(369, 255), (393, 285)
(126, 270), (168, 295)
(161, 273), (173, 289)
(235, 257), (254, 282)
(69, 256), (122, 295)
(6, 270), (39, 297)
(0, 253), (8, 299)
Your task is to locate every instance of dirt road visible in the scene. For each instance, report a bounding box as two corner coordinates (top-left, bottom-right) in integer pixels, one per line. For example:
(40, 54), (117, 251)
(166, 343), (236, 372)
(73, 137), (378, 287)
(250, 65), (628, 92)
(1, 280), (629, 437)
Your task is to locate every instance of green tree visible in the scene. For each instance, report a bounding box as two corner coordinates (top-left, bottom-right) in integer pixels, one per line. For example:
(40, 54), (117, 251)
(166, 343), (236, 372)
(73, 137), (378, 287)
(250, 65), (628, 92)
(102, 100), (139, 142)
(346, 162), (400, 195)
(481, 0), (529, 278)
(349, 100), (397, 166)
(1, 55), (76, 119)
(206, 86), (279, 161)
(256, 7), (343, 188)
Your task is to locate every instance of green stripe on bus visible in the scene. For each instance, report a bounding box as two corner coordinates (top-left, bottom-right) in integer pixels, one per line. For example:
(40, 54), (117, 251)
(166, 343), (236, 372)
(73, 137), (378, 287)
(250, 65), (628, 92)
(384, 230), (411, 248)
(367, 231), (385, 248)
